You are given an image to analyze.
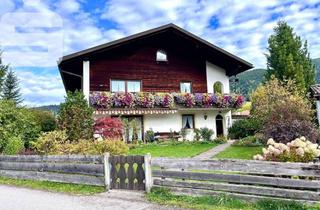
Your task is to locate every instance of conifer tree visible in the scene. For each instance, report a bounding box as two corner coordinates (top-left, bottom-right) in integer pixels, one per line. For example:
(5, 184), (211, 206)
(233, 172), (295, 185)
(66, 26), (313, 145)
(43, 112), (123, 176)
(1, 69), (23, 104)
(0, 51), (9, 93)
(265, 21), (315, 93)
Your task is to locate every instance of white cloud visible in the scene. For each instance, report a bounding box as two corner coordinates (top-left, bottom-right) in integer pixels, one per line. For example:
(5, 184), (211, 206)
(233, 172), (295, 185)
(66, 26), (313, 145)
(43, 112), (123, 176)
(16, 68), (65, 106)
(1, 0), (320, 105)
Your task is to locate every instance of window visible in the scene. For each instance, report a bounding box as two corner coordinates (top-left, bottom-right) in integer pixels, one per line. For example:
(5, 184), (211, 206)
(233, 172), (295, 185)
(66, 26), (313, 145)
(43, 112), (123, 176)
(111, 80), (141, 92)
(111, 80), (125, 92)
(156, 50), (167, 62)
(182, 115), (194, 129)
(127, 81), (141, 92)
(180, 82), (191, 93)
(213, 82), (223, 94)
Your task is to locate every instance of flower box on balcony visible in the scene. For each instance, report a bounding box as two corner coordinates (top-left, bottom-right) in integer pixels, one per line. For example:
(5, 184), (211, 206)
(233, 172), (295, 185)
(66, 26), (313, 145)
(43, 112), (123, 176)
(89, 91), (244, 110)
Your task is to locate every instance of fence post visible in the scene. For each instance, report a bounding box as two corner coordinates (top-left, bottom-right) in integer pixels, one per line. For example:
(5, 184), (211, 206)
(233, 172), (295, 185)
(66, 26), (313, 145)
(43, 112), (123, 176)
(144, 153), (152, 193)
(103, 153), (110, 191)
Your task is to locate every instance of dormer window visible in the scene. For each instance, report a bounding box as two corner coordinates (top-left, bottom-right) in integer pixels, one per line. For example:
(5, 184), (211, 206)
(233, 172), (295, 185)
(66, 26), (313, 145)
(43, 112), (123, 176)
(156, 50), (167, 62)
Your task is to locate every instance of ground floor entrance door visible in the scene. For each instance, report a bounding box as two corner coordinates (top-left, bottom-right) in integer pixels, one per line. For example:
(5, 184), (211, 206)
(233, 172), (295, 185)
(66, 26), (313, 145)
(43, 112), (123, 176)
(216, 114), (224, 136)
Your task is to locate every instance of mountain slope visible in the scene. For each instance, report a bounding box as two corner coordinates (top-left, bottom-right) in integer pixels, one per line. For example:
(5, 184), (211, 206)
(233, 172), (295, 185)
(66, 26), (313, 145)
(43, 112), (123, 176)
(231, 58), (320, 99)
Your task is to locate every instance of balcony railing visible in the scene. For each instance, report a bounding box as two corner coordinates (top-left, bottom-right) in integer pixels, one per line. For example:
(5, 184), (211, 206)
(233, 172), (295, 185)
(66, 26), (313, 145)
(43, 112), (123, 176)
(90, 91), (244, 110)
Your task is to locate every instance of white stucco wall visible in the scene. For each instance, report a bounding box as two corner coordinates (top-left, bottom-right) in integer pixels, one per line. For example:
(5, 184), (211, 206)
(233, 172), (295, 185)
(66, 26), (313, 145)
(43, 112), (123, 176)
(143, 110), (230, 138)
(144, 113), (181, 133)
(206, 61), (230, 94)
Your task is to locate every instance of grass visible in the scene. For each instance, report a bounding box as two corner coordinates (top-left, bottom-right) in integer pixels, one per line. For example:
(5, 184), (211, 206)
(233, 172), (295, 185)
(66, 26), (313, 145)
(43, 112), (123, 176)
(214, 145), (263, 160)
(147, 187), (318, 210)
(128, 141), (218, 157)
(0, 176), (105, 195)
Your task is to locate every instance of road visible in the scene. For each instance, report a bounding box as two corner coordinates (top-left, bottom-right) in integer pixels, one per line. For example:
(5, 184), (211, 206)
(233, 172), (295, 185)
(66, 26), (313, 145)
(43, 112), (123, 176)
(0, 185), (182, 210)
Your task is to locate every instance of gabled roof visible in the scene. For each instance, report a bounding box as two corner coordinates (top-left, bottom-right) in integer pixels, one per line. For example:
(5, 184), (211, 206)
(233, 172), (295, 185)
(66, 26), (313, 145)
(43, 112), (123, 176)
(58, 23), (253, 70)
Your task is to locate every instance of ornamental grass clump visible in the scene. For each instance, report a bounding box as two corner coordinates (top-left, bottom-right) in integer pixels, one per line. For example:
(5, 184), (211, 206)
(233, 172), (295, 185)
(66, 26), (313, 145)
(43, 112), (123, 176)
(253, 137), (320, 163)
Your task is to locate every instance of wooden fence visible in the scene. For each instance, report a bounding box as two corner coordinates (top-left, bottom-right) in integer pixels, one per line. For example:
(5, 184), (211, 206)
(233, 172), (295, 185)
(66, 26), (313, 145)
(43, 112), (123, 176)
(152, 158), (320, 204)
(0, 155), (106, 186)
(0, 154), (152, 192)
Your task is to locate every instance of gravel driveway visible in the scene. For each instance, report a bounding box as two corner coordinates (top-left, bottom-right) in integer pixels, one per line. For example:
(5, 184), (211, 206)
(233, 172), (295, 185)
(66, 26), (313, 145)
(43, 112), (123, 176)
(0, 185), (183, 210)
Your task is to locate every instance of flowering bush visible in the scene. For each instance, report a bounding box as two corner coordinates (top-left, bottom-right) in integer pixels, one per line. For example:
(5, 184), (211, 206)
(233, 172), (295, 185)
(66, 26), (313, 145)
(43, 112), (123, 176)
(94, 117), (124, 140)
(90, 92), (244, 109)
(253, 137), (320, 163)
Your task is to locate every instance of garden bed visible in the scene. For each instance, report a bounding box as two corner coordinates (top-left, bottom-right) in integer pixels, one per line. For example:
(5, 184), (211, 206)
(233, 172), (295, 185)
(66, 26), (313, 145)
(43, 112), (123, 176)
(129, 141), (218, 158)
(214, 145), (263, 160)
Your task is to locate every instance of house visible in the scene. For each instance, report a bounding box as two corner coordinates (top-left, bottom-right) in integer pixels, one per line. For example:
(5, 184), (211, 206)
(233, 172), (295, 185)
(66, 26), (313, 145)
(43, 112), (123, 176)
(310, 84), (320, 126)
(58, 23), (253, 141)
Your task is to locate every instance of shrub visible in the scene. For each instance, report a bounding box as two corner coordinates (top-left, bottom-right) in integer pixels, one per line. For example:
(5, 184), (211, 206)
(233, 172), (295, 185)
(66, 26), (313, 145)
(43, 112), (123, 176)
(254, 137), (320, 162)
(92, 140), (129, 155)
(0, 100), (41, 150)
(204, 128), (215, 141)
(30, 109), (57, 132)
(32, 130), (68, 155)
(263, 119), (319, 144)
(250, 77), (317, 143)
(199, 127), (214, 141)
(233, 136), (263, 147)
(94, 117), (124, 140)
(58, 91), (94, 141)
(250, 77), (313, 123)
(3, 136), (24, 155)
(145, 129), (155, 143)
(214, 136), (227, 144)
(228, 117), (262, 139)
(194, 128), (201, 141)
(51, 139), (129, 155)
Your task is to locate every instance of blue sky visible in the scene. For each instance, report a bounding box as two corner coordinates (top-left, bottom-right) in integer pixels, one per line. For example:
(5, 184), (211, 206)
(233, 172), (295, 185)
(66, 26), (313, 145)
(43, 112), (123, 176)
(0, 0), (319, 106)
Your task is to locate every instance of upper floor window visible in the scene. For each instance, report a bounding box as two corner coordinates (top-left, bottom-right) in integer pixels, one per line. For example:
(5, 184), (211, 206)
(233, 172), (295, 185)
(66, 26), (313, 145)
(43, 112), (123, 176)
(156, 50), (167, 62)
(127, 81), (141, 92)
(180, 82), (191, 93)
(111, 80), (141, 92)
(111, 80), (125, 92)
(213, 81), (223, 94)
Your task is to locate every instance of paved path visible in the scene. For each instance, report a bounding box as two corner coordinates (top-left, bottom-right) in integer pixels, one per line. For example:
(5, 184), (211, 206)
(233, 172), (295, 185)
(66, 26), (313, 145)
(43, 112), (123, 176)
(0, 185), (184, 210)
(193, 140), (234, 159)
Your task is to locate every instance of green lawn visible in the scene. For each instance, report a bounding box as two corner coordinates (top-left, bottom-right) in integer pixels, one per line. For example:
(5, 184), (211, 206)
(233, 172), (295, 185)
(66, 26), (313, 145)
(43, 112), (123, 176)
(214, 145), (263, 160)
(0, 176), (105, 195)
(129, 141), (217, 157)
(147, 187), (316, 210)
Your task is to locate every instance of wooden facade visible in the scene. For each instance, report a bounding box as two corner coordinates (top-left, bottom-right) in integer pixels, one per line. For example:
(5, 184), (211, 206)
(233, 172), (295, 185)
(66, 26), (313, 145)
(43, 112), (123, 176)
(89, 34), (207, 93)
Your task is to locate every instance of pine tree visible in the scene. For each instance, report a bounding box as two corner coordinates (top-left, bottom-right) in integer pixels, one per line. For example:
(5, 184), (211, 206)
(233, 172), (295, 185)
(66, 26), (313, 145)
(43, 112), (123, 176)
(1, 69), (23, 104)
(265, 21), (316, 93)
(0, 51), (9, 93)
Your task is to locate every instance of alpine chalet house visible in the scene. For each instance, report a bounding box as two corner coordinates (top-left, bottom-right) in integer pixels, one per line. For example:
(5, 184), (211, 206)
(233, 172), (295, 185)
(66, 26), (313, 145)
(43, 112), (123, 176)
(58, 24), (253, 141)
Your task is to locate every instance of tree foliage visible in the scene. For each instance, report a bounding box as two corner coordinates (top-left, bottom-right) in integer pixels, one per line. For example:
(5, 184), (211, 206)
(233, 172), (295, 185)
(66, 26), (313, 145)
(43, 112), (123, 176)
(0, 100), (41, 151)
(58, 90), (94, 141)
(0, 51), (8, 93)
(1, 69), (23, 104)
(265, 21), (315, 93)
(250, 77), (318, 143)
(30, 109), (57, 132)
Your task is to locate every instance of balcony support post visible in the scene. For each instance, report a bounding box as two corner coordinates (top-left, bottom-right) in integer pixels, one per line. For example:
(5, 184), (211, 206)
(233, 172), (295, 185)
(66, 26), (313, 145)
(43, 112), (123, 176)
(83, 60), (90, 103)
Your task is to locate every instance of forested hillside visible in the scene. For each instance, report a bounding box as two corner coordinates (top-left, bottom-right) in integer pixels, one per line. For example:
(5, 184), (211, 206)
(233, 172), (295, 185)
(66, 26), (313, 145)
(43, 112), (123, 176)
(230, 58), (320, 99)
